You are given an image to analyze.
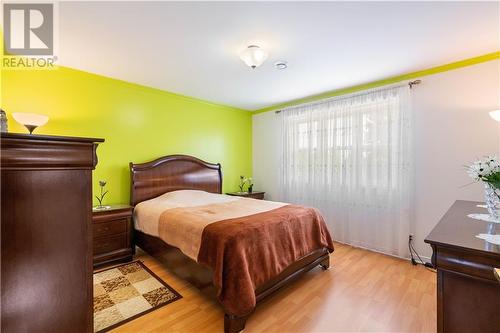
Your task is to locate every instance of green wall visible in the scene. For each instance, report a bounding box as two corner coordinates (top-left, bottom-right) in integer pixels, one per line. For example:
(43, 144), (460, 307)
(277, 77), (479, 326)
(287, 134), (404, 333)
(1, 66), (252, 205)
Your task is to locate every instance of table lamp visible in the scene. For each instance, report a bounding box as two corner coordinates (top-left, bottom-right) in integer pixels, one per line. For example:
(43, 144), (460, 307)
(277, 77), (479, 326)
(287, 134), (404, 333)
(12, 112), (49, 134)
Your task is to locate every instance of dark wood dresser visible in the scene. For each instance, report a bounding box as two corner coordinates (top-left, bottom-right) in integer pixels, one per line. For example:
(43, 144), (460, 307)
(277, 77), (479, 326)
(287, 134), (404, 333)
(226, 191), (265, 200)
(93, 204), (134, 267)
(1, 133), (103, 333)
(425, 200), (500, 333)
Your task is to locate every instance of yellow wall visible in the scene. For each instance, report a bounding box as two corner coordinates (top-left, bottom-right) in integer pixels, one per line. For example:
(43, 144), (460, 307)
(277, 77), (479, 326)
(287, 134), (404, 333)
(1, 66), (253, 205)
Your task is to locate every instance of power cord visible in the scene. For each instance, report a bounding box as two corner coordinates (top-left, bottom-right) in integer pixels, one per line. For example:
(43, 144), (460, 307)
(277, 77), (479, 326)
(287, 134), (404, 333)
(408, 235), (436, 272)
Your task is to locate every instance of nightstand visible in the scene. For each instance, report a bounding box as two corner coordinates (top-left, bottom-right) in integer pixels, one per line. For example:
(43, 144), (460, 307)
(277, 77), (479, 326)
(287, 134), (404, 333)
(92, 204), (134, 268)
(226, 191), (265, 200)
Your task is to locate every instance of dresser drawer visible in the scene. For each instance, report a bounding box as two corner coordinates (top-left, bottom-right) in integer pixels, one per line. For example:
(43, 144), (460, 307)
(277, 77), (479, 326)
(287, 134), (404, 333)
(93, 233), (128, 255)
(92, 205), (134, 267)
(93, 218), (128, 238)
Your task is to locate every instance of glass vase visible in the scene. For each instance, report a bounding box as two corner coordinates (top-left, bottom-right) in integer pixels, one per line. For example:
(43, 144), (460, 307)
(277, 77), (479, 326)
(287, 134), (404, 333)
(484, 183), (500, 220)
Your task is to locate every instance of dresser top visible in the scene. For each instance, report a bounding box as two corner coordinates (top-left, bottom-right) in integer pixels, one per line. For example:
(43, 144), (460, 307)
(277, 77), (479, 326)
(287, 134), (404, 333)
(92, 204), (133, 214)
(425, 200), (500, 256)
(1, 132), (104, 170)
(226, 191), (265, 195)
(1, 132), (104, 143)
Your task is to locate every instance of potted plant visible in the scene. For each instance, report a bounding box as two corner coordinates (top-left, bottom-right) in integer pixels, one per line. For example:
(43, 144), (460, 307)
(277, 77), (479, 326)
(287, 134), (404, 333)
(238, 175), (246, 193)
(247, 177), (254, 193)
(238, 176), (254, 193)
(467, 156), (500, 219)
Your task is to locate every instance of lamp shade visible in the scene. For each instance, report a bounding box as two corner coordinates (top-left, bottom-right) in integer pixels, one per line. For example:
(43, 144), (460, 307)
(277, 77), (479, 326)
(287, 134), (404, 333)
(489, 110), (500, 122)
(239, 45), (268, 69)
(12, 112), (49, 134)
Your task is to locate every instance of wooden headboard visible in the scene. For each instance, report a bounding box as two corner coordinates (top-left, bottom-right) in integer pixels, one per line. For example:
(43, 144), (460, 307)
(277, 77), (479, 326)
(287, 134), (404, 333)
(129, 154), (222, 206)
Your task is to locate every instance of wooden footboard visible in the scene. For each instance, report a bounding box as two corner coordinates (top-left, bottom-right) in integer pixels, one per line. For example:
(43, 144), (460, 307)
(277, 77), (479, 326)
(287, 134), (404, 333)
(135, 230), (330, 333)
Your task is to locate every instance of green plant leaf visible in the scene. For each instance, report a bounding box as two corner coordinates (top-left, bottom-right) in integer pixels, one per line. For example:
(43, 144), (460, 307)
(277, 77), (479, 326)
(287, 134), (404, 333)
(484, 171), (500, 190)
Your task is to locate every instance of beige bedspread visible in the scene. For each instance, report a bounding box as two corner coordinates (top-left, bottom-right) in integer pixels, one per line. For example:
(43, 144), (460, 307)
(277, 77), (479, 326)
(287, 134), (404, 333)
(134, 190), (286, 259)
(158, 196), (286, 260)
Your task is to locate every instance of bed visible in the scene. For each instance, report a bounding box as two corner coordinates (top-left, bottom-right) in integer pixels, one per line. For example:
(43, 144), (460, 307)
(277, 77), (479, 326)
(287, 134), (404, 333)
(129, 154), (334, 333)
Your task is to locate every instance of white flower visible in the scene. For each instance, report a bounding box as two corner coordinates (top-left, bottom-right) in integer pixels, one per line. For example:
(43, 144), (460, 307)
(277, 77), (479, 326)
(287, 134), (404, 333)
(467, 156), (500, 182)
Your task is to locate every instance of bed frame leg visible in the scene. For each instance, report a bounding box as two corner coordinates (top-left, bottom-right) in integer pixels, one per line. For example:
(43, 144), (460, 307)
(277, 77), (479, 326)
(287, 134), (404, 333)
(224, 313), (248, 333)
(319, 256), (330, 270)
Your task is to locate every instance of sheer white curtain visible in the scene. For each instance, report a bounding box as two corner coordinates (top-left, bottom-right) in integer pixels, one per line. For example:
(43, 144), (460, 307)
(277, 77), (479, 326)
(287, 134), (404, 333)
(281, 85), (412, 257)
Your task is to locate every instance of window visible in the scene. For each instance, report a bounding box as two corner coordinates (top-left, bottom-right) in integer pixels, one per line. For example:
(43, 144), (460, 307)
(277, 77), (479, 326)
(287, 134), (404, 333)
(281, 85), (412, 258)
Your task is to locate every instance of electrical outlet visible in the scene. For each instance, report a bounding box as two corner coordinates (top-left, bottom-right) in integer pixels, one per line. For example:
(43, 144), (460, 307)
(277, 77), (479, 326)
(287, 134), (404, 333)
(408, 234), (414, 242)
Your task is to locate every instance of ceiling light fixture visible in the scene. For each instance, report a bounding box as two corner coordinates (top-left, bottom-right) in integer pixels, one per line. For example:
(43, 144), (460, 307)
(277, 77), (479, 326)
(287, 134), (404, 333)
(239, 45), (268, 69)
(275, 61), (288, 70)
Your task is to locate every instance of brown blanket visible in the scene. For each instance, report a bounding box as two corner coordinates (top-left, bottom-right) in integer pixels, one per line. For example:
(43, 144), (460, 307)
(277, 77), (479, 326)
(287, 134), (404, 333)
(197, 204), (334, 317)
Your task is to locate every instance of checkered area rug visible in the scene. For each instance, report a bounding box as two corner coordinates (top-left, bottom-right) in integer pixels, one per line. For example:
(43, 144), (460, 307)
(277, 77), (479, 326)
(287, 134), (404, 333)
(93, 261), (182, 332)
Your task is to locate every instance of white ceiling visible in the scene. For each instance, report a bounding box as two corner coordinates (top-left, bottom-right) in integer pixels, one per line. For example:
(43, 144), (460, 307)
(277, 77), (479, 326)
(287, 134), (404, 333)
(59, 1), (500, 111)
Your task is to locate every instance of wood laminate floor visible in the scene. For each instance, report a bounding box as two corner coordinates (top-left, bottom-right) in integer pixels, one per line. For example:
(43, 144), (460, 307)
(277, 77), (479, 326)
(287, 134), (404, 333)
(112, 242), (436, 333)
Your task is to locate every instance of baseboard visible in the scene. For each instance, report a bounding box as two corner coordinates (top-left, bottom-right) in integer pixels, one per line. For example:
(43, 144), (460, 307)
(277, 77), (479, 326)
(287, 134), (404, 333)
(335, 240), (432, 265)
(410, 255), (432, 265)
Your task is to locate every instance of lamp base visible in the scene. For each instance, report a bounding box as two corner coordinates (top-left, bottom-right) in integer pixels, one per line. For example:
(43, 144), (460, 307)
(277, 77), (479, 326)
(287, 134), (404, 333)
(24, 125), (38, 134)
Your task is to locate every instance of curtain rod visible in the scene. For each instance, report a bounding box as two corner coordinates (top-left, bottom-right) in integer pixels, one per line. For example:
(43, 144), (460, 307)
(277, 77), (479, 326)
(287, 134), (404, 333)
(275, 79), (421, 114)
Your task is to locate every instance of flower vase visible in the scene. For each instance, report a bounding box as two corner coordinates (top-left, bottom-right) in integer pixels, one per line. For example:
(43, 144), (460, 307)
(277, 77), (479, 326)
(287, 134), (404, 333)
(484, 183), (500, 220)
(93, 205), (111, 211)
